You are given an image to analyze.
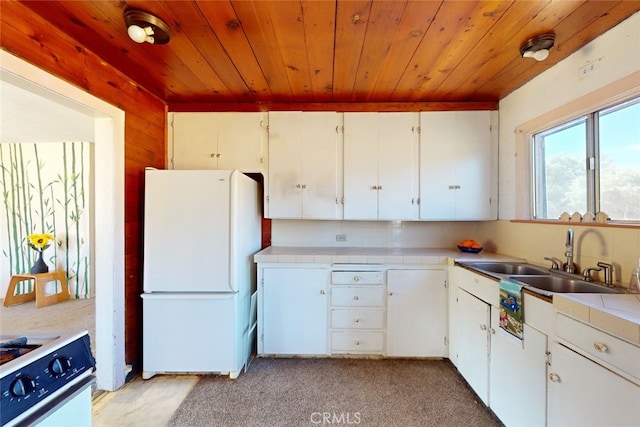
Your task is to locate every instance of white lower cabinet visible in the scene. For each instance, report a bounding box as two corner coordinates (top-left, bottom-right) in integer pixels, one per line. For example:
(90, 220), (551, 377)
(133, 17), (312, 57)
(489, 311), (547, 427)
(330, 270), (385, 354)
(548, 314), (640, 426)
(386, 269), (447, 357)
(260, 267), (329, 355)
(455, 287), (491, 405)
(453, 266), (547, 424)
(548, 340), (639, 427)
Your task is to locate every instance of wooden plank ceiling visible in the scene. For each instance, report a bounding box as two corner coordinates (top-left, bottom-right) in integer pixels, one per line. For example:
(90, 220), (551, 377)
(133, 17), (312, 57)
(18, 0), (640, 110)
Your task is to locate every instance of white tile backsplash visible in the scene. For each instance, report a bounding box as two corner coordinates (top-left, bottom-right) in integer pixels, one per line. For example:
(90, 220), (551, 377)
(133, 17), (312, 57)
(271, 220), (478, 249)
(270, 219), (640, 288)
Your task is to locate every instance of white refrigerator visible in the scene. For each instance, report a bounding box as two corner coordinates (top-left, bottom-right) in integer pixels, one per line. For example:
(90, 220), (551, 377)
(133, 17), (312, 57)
(141, 169), (261, 379)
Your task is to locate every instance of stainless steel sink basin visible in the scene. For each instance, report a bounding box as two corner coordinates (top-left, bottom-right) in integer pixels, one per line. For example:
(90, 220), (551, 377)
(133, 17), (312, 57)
(510, 275), (622, 294)
(463, 262), (550, 276)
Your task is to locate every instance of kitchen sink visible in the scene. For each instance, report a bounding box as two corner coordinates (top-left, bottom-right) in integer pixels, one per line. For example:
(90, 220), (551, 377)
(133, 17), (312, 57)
(462, 262), (550, 276)
(509, 275), (622, 294)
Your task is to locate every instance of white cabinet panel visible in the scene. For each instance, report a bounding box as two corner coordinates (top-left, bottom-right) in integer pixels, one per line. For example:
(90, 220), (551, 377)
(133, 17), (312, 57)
(419, 111), (495, 220)
(343, 112), (419, 220)
(548, 341), (640, 427)
(170, 112), (265, 172)
(260, 267), (329, 355)
(386, 269), (447, 357)
(455, 287), (491, 404)
(490, 311), (547, 427)
(267, 111), (341, 219)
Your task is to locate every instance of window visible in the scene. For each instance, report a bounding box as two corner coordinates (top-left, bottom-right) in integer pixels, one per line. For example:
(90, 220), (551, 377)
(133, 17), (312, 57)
(532, 97), (640, 222)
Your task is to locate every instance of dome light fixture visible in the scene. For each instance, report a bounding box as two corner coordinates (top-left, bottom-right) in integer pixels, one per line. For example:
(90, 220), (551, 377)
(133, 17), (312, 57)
(124, 9), (171, 45)
(520, 33), (556, 61)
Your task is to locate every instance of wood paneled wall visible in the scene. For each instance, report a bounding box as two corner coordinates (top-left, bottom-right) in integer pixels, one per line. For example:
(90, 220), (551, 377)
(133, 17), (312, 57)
(1, 0), (166, 369)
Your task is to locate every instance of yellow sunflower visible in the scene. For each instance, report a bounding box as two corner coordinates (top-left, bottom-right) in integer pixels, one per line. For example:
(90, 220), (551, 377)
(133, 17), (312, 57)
(27, 233), (55, 252)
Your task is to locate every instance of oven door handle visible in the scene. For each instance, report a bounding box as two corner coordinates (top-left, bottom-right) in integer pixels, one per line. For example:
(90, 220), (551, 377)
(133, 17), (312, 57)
(14, 375), (95, 427)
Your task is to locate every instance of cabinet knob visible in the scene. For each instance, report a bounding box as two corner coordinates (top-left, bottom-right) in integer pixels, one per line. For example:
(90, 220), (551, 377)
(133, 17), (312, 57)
(354, 318), (360, 323)
(353, 295), (359, 300)
(296, 184), (301, 189)
(320, 290), (325, 295)
(389, 292), (394, 296)
(378, 185), (383, 190)
(354, 340), (360, 346)
(593, 342), (608, 353)
(548, 373), (561, 383)
(353, 276), (360, 282)
(480, 324), (487, 331)
(488, 328), (495, 334)
(301, 184), (307, 189)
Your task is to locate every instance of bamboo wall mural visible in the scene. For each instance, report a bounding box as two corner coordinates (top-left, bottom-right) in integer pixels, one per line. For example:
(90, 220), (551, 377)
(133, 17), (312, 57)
(0, 142), (91, 298)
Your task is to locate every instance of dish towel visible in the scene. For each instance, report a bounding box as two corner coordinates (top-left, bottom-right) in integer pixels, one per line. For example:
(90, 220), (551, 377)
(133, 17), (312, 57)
(499, 280), (524, 340)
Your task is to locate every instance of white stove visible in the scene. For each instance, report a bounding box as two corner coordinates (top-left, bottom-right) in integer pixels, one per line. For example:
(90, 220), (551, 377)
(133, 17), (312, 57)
(0, 331), (95, 426)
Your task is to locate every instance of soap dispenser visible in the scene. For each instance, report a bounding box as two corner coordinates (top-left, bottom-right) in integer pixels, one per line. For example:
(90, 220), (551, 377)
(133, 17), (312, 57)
(629, 258), (640, 293)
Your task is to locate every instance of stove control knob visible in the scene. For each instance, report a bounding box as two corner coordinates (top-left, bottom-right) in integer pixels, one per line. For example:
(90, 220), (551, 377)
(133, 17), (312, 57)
(49, 357), (71, 376)
(10, 377), (35, 397)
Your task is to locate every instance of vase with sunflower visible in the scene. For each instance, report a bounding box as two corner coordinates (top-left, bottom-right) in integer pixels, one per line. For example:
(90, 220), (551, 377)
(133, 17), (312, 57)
(27, 233), (54, 274)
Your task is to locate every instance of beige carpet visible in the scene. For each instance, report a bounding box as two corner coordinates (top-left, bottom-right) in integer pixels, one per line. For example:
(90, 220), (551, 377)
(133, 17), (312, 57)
(168, 357), (503, 427)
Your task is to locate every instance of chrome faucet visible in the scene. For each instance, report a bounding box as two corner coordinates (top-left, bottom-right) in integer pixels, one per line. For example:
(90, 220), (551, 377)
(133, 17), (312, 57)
(564, 228), (575, 273)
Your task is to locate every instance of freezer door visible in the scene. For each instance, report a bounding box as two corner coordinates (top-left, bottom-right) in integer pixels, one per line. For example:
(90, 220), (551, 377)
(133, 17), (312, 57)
(144, 170), (232, 292)
(142, 293), (242, 374)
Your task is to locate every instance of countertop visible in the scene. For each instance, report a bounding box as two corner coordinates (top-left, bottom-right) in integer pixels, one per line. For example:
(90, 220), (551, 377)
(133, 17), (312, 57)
(554, 293), (640, 345)
(254, 246), (520, 265)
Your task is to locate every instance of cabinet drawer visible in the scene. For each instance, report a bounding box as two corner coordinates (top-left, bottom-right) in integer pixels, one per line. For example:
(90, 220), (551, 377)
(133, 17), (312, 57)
(331, 287), (384, 307)
(331, 309), (385, 330)
(332, 271), (383, 285)
(331, 331), (384, 353)
(556, 313), (640, 381)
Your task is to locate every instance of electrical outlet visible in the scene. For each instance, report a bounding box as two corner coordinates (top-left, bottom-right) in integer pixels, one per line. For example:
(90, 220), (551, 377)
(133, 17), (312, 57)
(336, 234), (347, 242)
(579, 59), (600, 79)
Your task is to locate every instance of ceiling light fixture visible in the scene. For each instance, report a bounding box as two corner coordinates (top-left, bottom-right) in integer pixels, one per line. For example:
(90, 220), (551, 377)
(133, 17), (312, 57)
(124, 9), (171, 45)
(520, 33), (556, 61)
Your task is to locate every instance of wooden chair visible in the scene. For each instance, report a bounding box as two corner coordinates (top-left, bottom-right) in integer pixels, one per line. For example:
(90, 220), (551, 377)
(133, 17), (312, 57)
(3, 271), (70, 308)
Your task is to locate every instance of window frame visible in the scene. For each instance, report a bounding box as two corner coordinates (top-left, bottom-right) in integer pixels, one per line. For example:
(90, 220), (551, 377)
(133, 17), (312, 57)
(512, 74), (640, 226)
(530, 96), (639, 223)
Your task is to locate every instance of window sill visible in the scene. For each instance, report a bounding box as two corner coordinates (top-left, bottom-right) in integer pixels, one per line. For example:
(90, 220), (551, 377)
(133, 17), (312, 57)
(511, 219), (640, 229)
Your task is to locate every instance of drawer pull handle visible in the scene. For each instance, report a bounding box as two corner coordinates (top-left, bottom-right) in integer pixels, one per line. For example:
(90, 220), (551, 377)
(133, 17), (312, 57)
(480, 324), (487, 331)
(593, 342), (608, 353)
(353, 296), (359, 301)
(354, 318), (360, 323)
(548, 373), (561, 383)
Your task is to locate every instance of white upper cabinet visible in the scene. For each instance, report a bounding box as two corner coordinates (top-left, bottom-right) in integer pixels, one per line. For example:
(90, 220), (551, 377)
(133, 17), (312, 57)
(266, 111), (342, 219)
(343, 112), (419, 220)
(169, 112), (266, 172)
(419, 111), (496, 220)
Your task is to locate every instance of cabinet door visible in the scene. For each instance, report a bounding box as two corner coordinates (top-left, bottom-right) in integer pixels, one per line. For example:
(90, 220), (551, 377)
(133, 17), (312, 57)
(455, 287), (490, 405)
(171, 112), (219, 170)
(490, 310), (547, 427)
(419, 111), (493, 220)
(267, 112), (304, 218)
(343, 112), (379, 220)
(377, 113), (419, 220)
(453, 111), (492, 220)
(217, 112), (264, 172)
(261, 268), (328, 355)
(301, 112), (341, 219)
(548, 341), (640, 427)
(386, 269), (447, 357)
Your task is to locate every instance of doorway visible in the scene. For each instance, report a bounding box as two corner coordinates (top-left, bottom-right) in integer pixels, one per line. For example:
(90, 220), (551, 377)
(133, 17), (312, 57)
(0, 51), (126, 391)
